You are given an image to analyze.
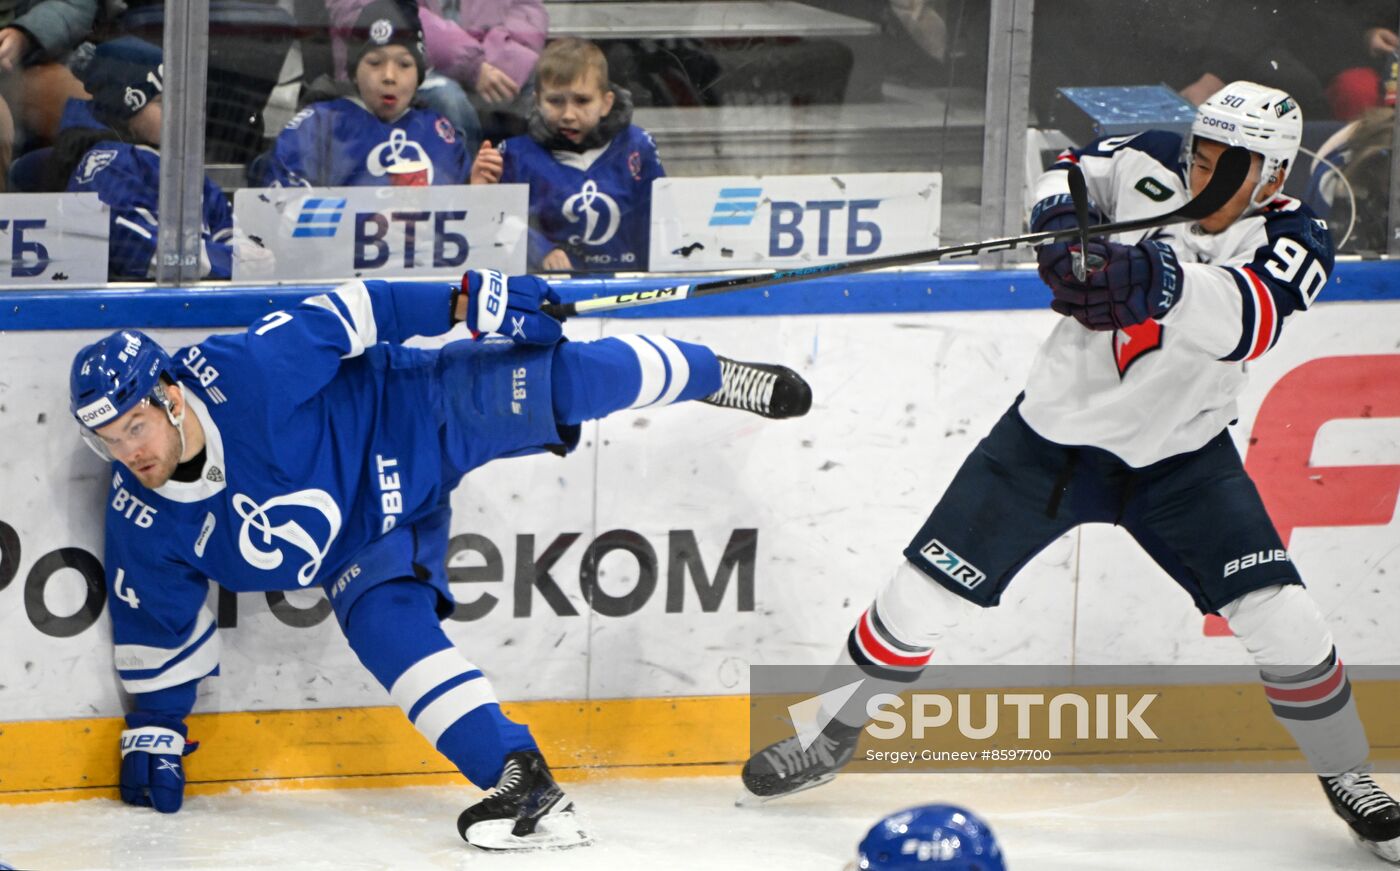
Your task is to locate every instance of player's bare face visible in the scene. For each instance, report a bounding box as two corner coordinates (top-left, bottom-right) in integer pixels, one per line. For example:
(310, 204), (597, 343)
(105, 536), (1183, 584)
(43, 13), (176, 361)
(1190, 139), (1264, 234)
(128, 96), (162, 148)
(96, 400), (181, 489)
(356, 46), (417, 122)
(538, 73), (614, 143)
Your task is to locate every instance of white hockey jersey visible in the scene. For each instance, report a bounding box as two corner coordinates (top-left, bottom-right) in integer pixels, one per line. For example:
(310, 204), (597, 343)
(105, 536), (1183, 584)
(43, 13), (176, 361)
(1019, 131), (1335, 467)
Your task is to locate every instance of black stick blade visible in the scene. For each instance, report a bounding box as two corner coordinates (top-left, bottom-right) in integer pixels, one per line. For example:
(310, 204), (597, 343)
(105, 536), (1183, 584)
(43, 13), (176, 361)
(1175, 145), (1251, 220)
(1067, 163), (1092, 234)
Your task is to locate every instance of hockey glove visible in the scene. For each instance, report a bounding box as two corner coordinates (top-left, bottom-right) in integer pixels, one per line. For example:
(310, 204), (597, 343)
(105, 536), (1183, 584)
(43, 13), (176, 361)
(1031, 192), (1106, 288)
(119, 716), (198, 813)
(1039, 239), (1184, 331)
(460, 269), (563, 346)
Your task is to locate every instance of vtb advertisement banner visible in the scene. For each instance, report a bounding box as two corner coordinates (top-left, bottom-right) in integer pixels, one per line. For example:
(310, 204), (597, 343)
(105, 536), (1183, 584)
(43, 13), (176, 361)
(0, 194), (109, 288)
(648, 173), (941, 272)
(231, 185), (529, 281)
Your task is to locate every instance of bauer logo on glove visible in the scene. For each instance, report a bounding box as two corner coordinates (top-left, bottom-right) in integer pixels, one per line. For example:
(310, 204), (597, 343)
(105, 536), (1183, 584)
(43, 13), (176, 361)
(461, 269), (563, 346)
(1038, 239), (1184, 331)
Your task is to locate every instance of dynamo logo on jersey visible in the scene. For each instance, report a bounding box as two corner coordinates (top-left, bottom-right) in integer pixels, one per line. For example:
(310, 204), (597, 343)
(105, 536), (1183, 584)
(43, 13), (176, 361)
(562, 180), (620, 246)
(293, 198), (346, 238)
(232, 488), (342, 587)
(366, 128), (434, 183)
(77, 148), (119, 184)
(709, 187), (763, 227)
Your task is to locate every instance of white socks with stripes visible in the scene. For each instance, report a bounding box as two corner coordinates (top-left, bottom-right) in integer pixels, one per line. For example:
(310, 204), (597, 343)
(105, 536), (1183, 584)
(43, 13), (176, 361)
(1221, 584), (1372, 775)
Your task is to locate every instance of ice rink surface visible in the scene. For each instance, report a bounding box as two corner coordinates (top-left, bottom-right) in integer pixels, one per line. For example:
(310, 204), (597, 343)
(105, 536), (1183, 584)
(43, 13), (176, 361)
(1, 772), (1393, 870)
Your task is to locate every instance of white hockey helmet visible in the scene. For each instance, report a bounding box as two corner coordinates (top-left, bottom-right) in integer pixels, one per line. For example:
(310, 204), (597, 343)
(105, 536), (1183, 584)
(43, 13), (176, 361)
(1189, 80), (1303, 208)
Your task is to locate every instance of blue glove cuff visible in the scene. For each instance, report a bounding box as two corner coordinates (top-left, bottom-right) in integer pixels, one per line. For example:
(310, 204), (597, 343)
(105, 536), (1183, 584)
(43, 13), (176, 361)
(1031, 192), (1107, 235)
(1142, 240), (1183, 318)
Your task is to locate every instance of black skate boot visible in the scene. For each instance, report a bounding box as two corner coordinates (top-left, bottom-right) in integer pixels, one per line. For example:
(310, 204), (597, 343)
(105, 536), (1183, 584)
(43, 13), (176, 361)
(1320, 772), (1400, 862)
(701, 357), (812, 419)
(457, 750), (591, 851)
(739, 718), (862, 804)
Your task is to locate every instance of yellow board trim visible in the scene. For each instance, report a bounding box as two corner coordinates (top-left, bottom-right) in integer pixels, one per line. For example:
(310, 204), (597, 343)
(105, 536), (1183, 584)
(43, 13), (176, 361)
(2, 682), (1397, 805)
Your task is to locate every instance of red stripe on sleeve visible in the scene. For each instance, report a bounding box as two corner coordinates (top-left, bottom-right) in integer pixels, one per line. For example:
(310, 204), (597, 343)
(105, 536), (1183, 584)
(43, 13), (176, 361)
(1242, 267), (1277, 361)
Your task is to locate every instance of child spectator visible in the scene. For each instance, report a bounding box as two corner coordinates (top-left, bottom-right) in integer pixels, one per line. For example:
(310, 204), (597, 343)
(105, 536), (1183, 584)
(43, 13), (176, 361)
(482, 37), (663, 272)
(262, 0), (497, 188)
(46, 37), (236, 281)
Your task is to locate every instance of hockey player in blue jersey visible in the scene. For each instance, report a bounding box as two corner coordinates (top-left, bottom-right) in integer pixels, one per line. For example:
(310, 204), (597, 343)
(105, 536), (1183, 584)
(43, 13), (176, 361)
(69, 269), (810, 850)
(260, 0), (499, 189)
(479, 37), (662, 272)
(740, 82), (1400, 865)
(50, 37), (235, 280)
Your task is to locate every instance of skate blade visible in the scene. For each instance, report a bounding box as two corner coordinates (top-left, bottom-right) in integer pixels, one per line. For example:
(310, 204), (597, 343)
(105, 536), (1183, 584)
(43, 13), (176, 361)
(1354, 831), (1400, 864)
(734, 774), (837, 808)
(466, 810), (593, 851)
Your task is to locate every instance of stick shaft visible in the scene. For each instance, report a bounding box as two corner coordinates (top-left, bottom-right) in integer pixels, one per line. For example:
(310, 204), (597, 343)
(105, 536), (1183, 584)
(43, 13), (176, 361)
(544, 146), (1250, 319)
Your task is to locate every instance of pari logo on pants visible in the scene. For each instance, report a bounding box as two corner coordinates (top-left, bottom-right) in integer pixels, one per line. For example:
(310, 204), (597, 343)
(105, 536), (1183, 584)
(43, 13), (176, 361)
(918, 538), (986, 590)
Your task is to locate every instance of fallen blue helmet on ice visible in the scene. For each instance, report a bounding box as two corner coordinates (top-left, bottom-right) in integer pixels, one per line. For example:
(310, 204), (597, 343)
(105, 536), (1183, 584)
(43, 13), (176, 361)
(856, 804), (1005, 871)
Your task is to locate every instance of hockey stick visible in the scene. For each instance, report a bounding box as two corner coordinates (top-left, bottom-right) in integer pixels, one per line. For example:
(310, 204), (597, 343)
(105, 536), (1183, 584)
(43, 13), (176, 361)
(540, 145), (1251, 319)
(1067, 162), (1094, 281)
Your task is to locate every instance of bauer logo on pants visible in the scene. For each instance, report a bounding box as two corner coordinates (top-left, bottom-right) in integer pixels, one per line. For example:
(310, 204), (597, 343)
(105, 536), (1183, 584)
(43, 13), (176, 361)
(918, 538), (986, 589)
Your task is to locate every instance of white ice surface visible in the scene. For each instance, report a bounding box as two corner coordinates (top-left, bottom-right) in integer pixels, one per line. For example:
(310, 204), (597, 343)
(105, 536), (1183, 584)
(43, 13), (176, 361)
(0, 773), (1389, 870)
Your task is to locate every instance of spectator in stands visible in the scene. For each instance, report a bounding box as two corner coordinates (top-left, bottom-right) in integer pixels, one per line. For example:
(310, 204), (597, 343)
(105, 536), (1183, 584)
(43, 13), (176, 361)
(264, 0), (501, 189)
(1320, 1), (1400, 121)
(44, 37), (237, 280)
(327, 0), (547, 145)
(478, 37), (663, 273)
(419, 0), (548, 136)
(261, 0), (498, 188)
(0, 0), (100, 187)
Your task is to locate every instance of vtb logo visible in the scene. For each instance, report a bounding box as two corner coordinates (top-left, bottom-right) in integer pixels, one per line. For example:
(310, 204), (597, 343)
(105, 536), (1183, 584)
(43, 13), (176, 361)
(294, 197), (346, 238)
(709, 187), (762, 227)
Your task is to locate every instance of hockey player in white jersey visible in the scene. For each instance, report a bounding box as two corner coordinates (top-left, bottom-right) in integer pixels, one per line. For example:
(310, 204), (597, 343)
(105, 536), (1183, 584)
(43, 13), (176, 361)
(70, 270), (811, 851)
(741, 81), (1400, 864)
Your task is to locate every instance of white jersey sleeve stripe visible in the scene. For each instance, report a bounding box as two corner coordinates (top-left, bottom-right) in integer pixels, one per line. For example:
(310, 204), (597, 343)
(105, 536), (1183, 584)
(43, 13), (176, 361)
(331, 280), (379, 348)
(114, 216), (154, 240)
(412, 676), (499, 747)
(113, 606), (215, 671)
(389, 649), (478, 716)
(302, 294), (365, 358)
(119, 625), (222, 694)
(615, 334), (668, 407)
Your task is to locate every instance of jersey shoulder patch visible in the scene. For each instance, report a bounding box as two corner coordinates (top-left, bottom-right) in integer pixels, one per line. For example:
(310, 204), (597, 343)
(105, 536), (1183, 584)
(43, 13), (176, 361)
(1260, 199), (1336, 269)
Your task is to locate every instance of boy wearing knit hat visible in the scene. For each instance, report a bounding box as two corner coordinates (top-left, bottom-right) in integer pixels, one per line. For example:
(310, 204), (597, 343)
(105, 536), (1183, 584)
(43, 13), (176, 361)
(261, 0), (499, 188)
(51, 36), (236, 280)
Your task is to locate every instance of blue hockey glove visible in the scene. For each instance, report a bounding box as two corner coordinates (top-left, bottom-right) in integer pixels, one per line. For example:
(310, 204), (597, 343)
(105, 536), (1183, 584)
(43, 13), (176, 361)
(1039, 239), (1183, 331)
(1031, 192), (1106, 287)
(461, 269), (563, 346)
(120, 717), (197, 813)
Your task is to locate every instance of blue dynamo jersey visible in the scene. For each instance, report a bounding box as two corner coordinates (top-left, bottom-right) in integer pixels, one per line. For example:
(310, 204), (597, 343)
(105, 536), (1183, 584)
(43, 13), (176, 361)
(499, 125), (664, 271)
(102, 280), (462, 696)
(66, 142), (233, 280)
(260, 98), (470, 188)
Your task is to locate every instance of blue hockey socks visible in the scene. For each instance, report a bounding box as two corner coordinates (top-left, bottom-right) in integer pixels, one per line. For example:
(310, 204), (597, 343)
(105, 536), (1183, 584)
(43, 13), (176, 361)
(340, 579), (536, 789)
(551, 335), (722, 425)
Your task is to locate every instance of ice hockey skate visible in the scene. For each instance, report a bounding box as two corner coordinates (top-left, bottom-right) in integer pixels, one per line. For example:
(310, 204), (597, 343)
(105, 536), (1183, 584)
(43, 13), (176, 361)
(701, 357), (812, 419)
(1321, 773), (1400, 863)
(457, 751), (591, 851)
(738, 718), (862, 805)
